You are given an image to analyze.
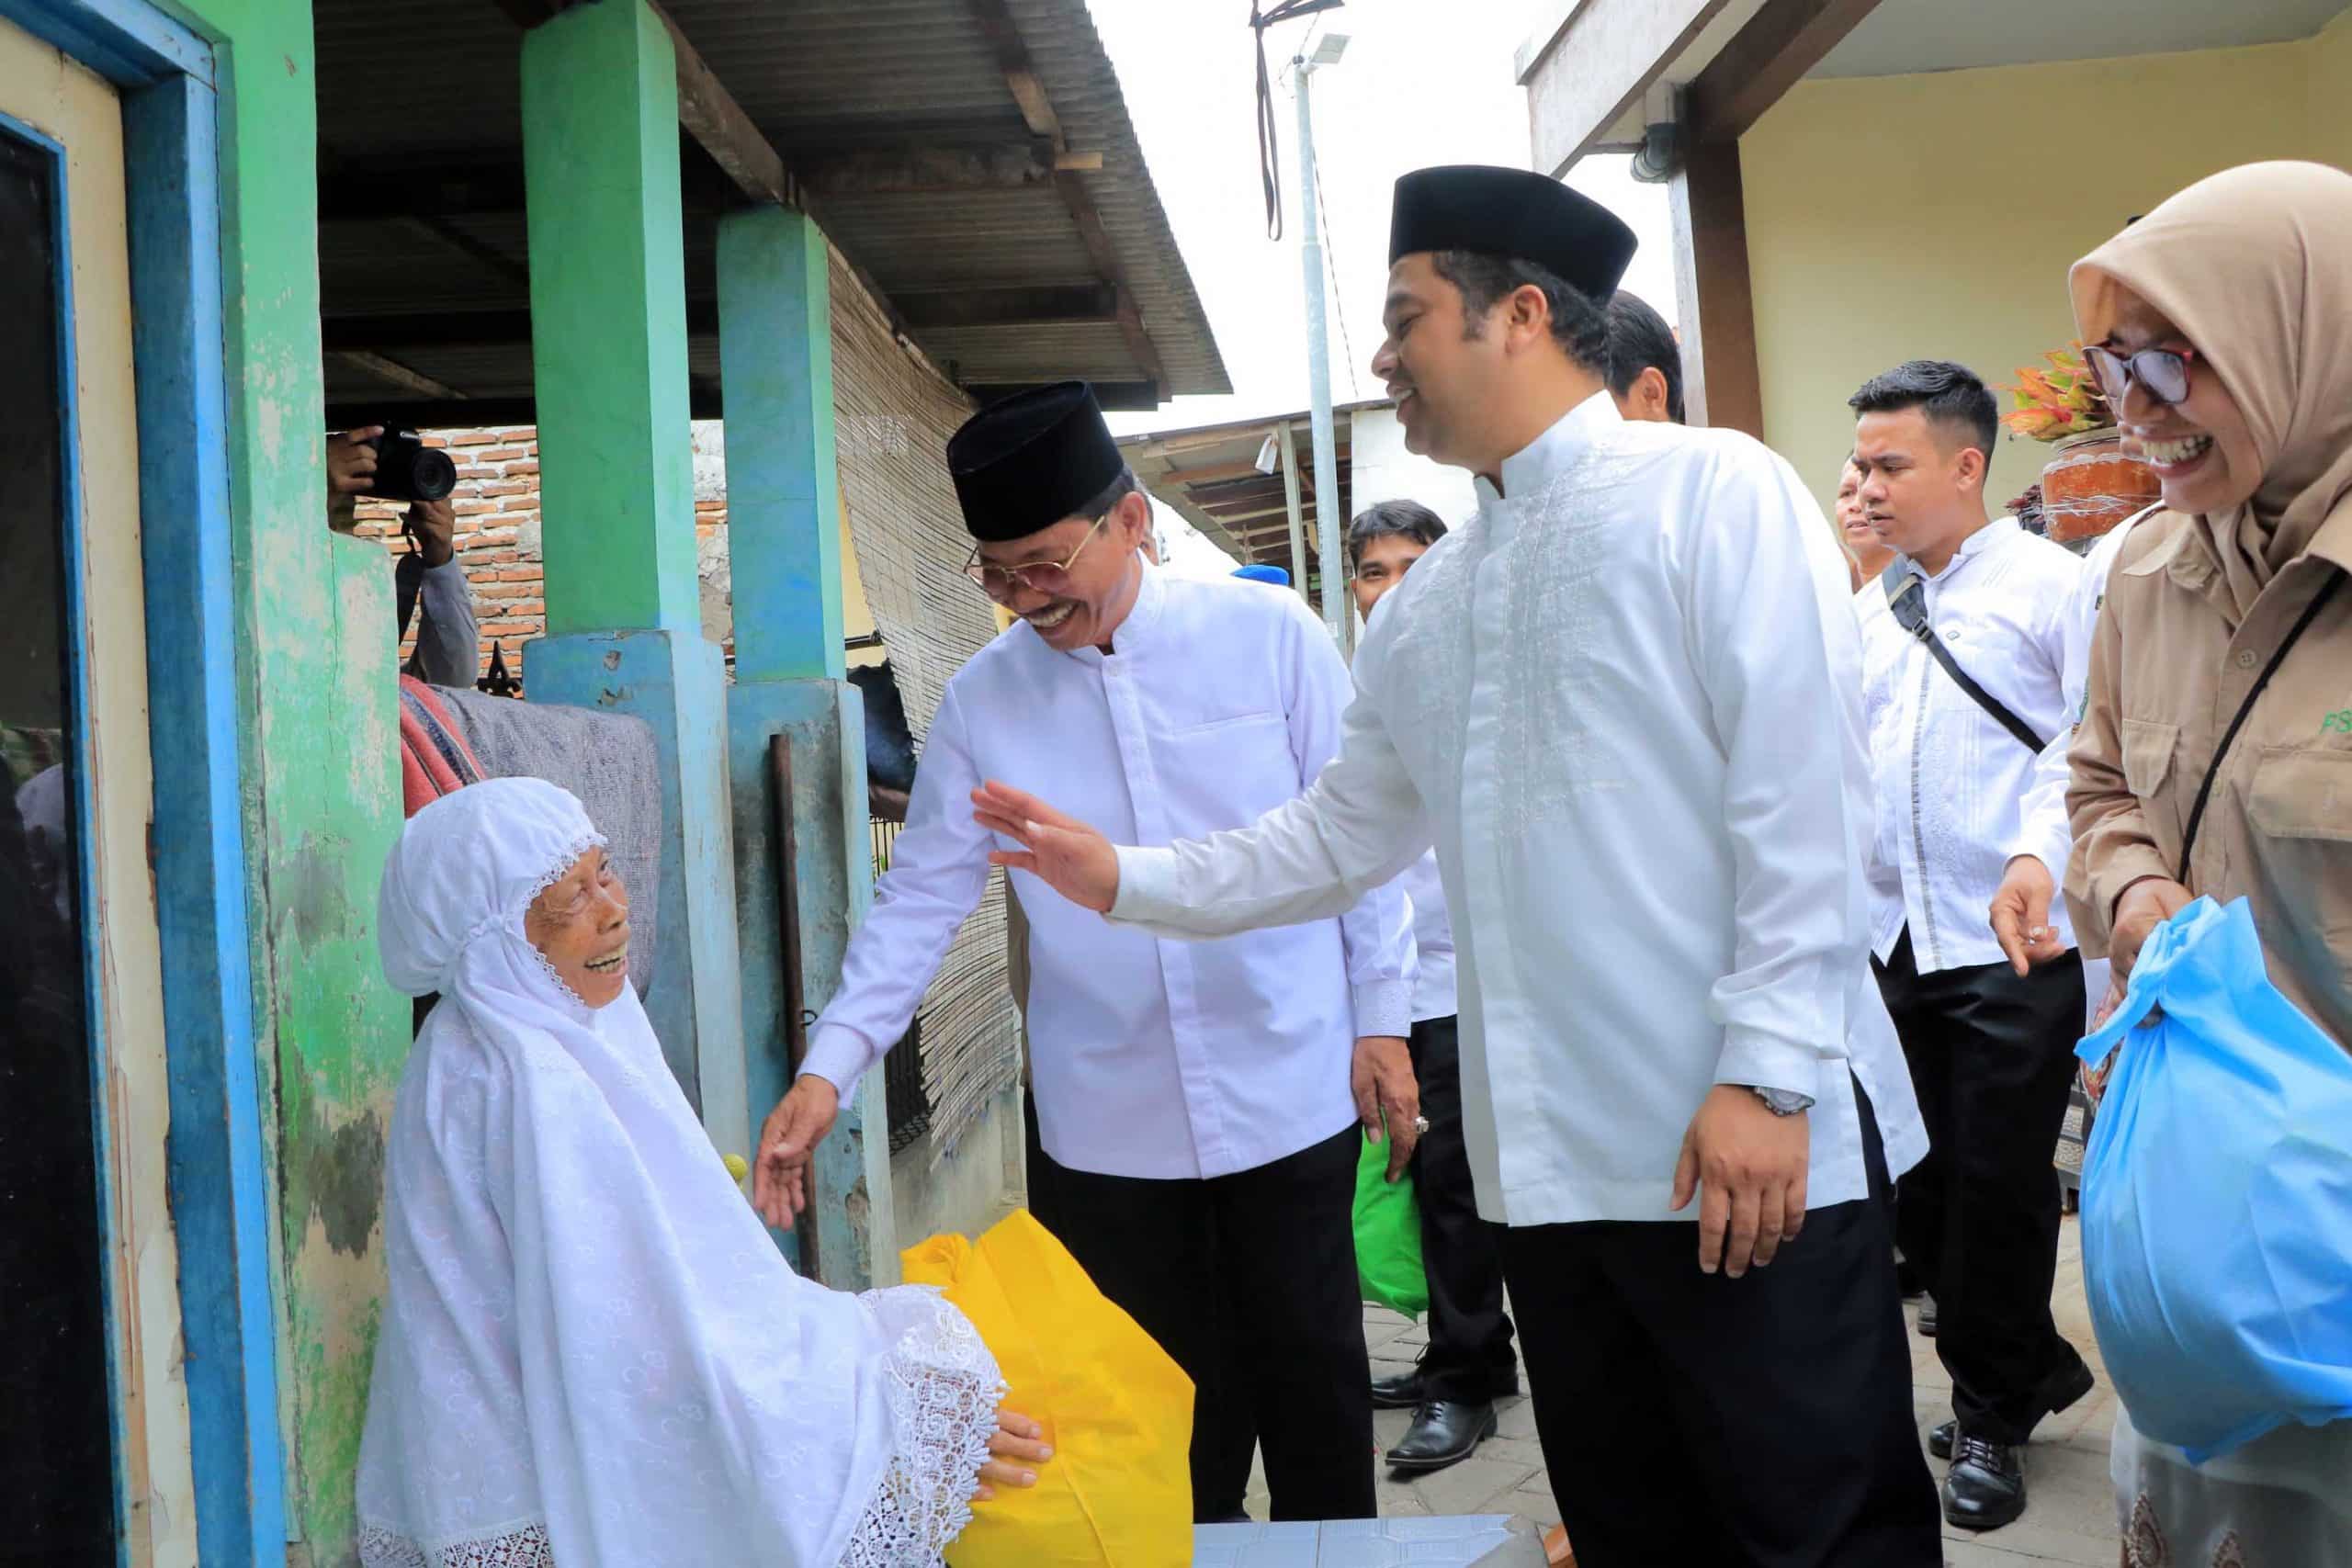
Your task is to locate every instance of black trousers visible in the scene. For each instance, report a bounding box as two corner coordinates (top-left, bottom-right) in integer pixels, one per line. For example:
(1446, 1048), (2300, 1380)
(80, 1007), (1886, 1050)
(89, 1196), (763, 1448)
(1406, 1015), (1518, 1401)
(1502, 1086), (1940, 1568)
(1028, 1111), (1374, 1522)
(1877, 930), (2087, 1442)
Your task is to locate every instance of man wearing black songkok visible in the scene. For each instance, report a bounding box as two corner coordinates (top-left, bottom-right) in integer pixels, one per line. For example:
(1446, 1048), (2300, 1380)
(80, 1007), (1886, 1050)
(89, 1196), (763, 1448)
(753, 382), (1419, 1525)
(972, 167), (1944, 1564)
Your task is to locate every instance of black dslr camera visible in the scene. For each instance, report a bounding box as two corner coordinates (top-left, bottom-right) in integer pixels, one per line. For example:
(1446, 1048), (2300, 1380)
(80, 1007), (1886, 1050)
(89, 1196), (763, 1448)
(363, 426), (458, 503)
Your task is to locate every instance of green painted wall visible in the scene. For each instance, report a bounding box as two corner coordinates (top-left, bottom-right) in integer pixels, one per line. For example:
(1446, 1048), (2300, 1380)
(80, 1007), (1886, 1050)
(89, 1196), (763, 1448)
(522, 0), (702, 637)
(191, 0), (408, 1558)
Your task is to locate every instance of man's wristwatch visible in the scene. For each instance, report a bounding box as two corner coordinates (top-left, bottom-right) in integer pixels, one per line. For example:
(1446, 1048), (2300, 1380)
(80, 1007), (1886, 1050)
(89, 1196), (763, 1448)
(1747, 1086), (1815, 1117)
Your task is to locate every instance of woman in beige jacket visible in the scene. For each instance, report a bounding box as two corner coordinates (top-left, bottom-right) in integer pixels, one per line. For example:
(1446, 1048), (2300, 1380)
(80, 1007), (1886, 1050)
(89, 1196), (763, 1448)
(2064, 163), (2352, 1568)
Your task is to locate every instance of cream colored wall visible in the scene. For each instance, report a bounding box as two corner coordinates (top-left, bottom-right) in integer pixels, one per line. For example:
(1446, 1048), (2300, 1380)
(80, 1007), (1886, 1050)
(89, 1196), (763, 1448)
(2308, 8), (2352, 170)
(1741, 30), (2347, 516)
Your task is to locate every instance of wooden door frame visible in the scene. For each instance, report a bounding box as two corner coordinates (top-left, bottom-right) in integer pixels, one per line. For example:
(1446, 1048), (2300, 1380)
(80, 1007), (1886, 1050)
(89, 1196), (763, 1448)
(0, 0), (282, 1560)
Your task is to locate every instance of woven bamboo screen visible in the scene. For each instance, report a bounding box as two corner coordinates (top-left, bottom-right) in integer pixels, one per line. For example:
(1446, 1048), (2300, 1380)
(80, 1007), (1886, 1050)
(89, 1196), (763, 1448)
(829, 244), (1022, 1166)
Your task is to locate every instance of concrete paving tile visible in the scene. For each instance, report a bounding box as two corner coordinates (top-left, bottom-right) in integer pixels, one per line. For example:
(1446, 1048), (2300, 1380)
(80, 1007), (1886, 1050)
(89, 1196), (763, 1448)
(1500, 1484), (1561, 1529)
(1384, 1452), (1542, 1516)
(1494, 1397), (1541, 1440)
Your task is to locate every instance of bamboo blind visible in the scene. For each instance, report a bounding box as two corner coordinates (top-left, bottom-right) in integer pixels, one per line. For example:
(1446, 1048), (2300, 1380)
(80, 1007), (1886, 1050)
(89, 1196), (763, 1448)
(829, 245), (1023, 1167)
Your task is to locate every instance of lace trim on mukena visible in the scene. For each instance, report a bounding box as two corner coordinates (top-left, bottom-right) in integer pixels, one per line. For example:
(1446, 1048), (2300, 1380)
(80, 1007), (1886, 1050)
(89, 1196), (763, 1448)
(840, 1286), (1009, 1567)
(357, 1520), (553, 1568)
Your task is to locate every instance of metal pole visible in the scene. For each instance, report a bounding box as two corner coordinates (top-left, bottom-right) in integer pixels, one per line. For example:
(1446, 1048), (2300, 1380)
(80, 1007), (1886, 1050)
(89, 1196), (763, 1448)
(1277, 422), (1310, 608)
(1295, 59), (1348, 653)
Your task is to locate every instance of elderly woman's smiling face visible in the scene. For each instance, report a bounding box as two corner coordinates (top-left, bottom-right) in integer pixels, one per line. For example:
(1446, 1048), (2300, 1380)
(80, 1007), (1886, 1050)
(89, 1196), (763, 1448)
(524, 845), (631, 1008)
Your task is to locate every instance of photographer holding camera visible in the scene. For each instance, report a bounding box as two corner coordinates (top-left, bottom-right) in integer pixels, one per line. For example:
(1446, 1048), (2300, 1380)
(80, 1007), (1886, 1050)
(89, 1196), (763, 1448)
(329, 424), (481, 689)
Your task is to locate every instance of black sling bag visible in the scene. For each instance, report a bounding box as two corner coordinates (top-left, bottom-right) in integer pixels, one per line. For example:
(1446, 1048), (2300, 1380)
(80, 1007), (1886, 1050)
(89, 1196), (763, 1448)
(1882, 562), (2049, 753)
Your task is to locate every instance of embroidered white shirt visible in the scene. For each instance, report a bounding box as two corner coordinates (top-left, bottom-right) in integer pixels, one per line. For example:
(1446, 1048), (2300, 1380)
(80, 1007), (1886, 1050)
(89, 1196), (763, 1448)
(1854, 518), (2082, 974)
(1397, 851), (1456, 1024)
(1107, 393), (1926, 1226)
(803, 567), (1411, 1181)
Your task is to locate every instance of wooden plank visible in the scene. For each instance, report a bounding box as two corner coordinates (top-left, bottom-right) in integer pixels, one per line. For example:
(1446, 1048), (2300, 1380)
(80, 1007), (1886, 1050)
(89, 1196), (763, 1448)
(1668, 140), (1763, 435)
(1521, 0), (1734, 175)
(799, 142), (1078, 195)
(1685, 0), (1883, 143)
(329, 349), (467, 401)
(965, 379), (1159, 412)
(895, 284), (1118, 330)
(323, 301), (721, 351)
(650, 0), (796, 208)
(959, 0), (1165, 399)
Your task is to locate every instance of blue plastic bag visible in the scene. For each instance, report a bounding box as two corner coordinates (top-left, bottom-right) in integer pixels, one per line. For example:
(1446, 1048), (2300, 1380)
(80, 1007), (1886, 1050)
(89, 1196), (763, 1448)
(2075, 896), (2352, 1462)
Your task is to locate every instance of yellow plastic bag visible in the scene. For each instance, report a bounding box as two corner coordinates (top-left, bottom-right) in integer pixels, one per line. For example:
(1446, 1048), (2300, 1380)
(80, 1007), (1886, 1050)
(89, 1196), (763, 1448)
(902, 1210), (1194, 1567)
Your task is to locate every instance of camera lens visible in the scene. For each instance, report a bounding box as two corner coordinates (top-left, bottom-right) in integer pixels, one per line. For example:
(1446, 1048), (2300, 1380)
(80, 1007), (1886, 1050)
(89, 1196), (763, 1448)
(410, 448), (458, 502)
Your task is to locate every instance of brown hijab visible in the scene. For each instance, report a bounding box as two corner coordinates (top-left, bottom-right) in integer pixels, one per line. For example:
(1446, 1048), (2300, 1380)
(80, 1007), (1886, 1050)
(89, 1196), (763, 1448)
(2070, 161), (2352, 617)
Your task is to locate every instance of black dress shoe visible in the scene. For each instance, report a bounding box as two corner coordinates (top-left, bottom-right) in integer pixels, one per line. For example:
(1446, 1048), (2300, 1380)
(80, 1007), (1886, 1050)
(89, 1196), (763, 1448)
(1371, 1368), (1425, 1409)
(1916, 1292), (1938, 1337)
(1385, 1400), (1498, 1474)
(1928, 1418), (1956, 1460)
(1942, 1434), (2026, 1530)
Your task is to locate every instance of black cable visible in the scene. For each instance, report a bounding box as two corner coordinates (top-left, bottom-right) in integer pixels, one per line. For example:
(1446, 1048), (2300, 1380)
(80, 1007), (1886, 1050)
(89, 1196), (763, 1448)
(1249, 0), (1345, 243)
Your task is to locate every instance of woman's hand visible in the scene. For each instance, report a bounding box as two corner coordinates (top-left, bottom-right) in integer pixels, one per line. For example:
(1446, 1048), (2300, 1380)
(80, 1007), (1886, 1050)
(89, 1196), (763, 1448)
(2109, 877), (2192, 980)
(973, 1409), (1052, 1502)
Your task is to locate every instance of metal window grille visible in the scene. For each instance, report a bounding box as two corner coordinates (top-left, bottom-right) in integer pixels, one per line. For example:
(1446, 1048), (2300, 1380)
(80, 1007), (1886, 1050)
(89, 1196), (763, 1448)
(869, 817), (931, 1153)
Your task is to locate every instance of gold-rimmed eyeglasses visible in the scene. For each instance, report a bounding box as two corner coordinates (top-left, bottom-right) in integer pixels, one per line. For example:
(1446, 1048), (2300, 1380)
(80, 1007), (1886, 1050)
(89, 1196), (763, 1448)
(961, 513), (1111, 601)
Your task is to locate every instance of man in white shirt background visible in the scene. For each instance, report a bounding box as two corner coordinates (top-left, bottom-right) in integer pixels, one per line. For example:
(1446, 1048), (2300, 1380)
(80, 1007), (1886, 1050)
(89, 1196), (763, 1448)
(1346, 500), (1520, 1478)
(1849, 361), (2097, 1532)
(751, 381), (1416, 1526)
(976, 166), (1939, 1567)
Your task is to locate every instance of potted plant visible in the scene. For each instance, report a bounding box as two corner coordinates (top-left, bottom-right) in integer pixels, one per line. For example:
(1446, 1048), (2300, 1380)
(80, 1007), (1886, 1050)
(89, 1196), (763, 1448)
(2001, 346), (2159, 547)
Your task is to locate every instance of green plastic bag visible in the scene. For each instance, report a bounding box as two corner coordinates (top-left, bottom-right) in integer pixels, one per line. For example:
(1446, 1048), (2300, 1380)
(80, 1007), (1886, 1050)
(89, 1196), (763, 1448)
(1352, 1130), (1427, 1317)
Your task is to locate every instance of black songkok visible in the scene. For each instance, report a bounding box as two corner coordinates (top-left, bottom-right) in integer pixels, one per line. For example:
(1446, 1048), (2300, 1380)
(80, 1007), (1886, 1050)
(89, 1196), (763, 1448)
(1389, 164), (1637, 304)
(946, 381), (1125, 542)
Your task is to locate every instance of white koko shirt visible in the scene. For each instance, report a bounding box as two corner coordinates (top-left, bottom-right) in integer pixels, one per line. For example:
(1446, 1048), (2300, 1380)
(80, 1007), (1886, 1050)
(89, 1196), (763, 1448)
(803, 566), (1410, 1181)
(1110, 394), (1926, 1227)
(1397, 850), (1457, 1024)
(1854, 518), (2082, 975)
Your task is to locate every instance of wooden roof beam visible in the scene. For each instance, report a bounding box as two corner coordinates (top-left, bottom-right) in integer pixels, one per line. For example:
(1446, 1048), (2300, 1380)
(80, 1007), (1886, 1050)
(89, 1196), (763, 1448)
(800, 143), (1102, 196)
(962, 0), (1167, 403)
(1683, 0), (1883, 144)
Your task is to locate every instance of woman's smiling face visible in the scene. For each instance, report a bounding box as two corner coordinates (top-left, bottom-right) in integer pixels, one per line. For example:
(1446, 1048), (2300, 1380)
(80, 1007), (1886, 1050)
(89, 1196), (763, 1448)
(2097, 280), (2262, 519)
(525, 845), (631, 1008)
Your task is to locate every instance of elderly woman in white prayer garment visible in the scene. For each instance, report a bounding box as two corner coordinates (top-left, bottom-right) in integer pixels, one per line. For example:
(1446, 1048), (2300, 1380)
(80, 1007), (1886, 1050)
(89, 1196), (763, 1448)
(354, 777), (1048, 1567)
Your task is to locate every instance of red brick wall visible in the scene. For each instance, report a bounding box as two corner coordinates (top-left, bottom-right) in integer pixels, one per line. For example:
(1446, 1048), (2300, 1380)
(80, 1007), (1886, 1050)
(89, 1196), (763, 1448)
(357, 425), (733, 684)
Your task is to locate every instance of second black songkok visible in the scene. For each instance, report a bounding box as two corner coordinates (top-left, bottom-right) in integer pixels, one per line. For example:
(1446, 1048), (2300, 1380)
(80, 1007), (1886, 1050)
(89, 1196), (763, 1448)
(1389, 165), (1638, 306)
(947, 381), (1125, 543)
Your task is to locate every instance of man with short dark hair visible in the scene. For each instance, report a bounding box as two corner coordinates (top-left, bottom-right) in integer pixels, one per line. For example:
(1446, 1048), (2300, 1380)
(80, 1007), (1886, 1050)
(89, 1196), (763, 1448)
(1602, 292), (1683, 423)
(1344, 500), (1520, 1477)
(1849, 359), (2093, 1532)
(978, 168), (1939, 1566)
(752, 382), (1415, 1526)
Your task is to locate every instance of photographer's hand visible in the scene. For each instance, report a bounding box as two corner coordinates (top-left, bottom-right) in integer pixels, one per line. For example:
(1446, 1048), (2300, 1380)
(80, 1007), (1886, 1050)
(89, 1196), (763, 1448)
(406, 498), (458, 569)
(327, 426), (383, 495)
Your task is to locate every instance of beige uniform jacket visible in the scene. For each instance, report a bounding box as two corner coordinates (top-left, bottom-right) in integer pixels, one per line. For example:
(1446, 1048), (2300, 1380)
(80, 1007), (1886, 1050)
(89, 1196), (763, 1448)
(2064, 505), (2352, 1047)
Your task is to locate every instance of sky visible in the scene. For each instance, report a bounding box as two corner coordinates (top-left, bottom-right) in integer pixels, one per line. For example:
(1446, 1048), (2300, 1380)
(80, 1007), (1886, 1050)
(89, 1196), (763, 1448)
(1086, 0), (1681, 438)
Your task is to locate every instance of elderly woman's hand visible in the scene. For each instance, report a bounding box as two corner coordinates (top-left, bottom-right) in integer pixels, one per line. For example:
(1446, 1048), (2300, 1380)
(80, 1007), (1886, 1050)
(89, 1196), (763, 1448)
(2110, 876), (2193, 981)
(972, 1409), (1052, 1501)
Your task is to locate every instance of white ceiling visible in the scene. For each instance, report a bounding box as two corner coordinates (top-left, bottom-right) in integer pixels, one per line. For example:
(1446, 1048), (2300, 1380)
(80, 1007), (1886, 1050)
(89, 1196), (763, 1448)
(1814, 0), (2352, 79)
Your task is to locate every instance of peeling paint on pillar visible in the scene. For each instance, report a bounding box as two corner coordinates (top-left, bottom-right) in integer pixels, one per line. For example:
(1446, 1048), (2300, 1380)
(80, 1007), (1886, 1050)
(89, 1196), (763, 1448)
(194, 0), (409, 1557)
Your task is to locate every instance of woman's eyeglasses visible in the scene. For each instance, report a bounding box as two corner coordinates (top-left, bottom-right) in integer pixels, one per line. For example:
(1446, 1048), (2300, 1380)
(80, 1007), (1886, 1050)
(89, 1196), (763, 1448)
(962, 513), (1110, 601)
(2085, 344), (2197, 409)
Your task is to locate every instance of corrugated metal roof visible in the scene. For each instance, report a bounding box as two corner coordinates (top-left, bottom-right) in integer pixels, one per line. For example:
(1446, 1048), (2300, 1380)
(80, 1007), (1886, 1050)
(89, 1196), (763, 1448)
(314, 0), (1227, 423)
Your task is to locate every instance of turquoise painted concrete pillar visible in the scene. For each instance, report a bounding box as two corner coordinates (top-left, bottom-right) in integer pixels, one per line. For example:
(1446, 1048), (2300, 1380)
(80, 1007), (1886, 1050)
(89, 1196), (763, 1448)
(520, 0), (749, 1162)
(719, 206), (897, 1287)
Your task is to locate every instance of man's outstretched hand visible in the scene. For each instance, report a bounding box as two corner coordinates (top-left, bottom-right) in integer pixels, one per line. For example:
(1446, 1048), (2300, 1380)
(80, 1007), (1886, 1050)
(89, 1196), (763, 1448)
(971, 782), (1121, 912)
(752, 1075), (839, 1233)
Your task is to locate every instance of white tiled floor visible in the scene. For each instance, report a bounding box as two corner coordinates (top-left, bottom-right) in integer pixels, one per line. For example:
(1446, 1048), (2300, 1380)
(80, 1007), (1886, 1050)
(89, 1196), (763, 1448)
(1246, 1216), (2119, 1566)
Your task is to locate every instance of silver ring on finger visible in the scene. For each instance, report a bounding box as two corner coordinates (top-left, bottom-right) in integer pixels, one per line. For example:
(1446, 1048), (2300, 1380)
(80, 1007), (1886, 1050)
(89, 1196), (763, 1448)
(1411, 1114), (1430, 1136)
